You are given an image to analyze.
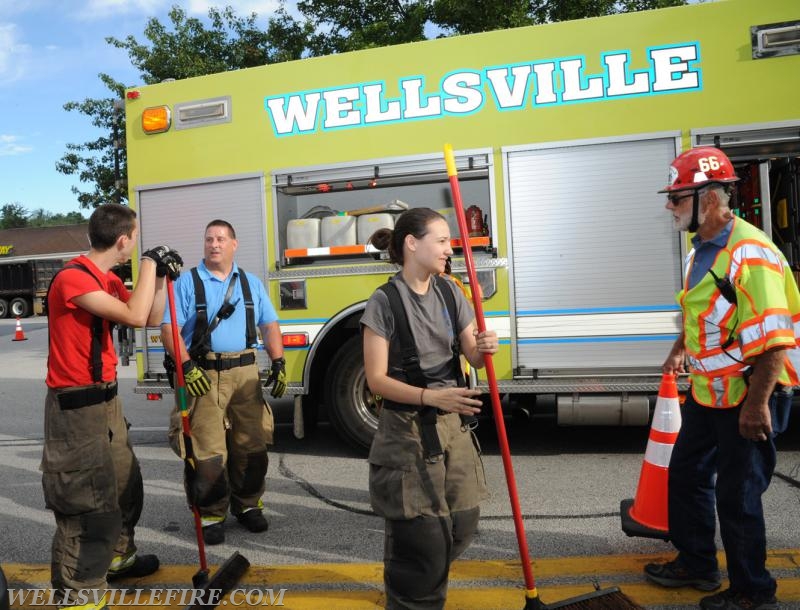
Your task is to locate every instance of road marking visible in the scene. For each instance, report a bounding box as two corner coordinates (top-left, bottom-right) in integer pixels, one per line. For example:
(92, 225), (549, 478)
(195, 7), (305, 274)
(6, 550), (800, 608)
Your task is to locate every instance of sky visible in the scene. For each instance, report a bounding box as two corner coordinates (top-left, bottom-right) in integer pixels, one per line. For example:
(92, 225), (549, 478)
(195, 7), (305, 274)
(0, 0), (290, 217)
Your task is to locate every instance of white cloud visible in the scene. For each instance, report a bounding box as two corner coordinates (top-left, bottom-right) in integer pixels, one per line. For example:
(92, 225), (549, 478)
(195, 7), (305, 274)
(0, 23), (31, 86)
(0, 135), (33, 156)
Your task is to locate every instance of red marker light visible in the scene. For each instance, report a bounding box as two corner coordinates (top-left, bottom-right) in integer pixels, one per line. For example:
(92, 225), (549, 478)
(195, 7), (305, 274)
(146, 393), (163, 401)
(126, 90), (141, 100)
(282, 333), (309, 348)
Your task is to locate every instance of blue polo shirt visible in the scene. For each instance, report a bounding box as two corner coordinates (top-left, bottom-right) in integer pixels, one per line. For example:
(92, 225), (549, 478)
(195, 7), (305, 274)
(163, 260), (278, 352)
(686, 219), (734, 289)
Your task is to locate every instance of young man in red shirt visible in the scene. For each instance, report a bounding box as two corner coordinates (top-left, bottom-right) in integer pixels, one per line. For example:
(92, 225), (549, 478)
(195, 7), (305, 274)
(41, 203), (181, 610)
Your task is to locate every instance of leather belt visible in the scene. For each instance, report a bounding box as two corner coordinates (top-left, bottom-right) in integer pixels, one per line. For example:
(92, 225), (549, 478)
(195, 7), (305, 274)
(198, 352), (256, 371)
(57, 383), (118, 410)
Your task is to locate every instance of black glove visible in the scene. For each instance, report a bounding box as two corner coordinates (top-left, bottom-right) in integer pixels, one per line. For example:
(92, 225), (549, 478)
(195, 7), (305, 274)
(182, 360), (211, 397)
(142, 245), (183, 279)
(265, 357), (287, 398)
(159, 249), (183, 280)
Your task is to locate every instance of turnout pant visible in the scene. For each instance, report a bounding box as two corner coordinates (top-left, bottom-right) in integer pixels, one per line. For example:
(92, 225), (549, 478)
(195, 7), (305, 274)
(369, 409), (487, 609)
(668, 388), (793, 598)
(169, 351), (274, 521)
(41, 385), (144, 605)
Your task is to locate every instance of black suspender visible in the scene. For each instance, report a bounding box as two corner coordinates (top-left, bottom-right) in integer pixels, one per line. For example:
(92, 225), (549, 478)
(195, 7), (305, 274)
(188, 267), (257, 360)
(47, 262), (109, 383)
(378, 275), (470, 461)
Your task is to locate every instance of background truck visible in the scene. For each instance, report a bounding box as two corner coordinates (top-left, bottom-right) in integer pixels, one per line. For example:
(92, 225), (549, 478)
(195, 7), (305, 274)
(0, 259), (64, 318)
(125, 0), (800, 449)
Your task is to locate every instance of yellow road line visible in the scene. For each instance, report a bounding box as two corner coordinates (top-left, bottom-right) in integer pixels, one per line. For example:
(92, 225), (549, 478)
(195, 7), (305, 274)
(6, 549), (800, 586)
(8, 580), (800, 610)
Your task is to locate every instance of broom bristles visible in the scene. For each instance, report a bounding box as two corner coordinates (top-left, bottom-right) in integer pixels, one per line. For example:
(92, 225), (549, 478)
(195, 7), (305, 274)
(544, 587), (644, 610)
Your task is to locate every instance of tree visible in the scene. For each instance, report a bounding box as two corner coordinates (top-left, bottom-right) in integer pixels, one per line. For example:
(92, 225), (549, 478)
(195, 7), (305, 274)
(297, 0), (430, 55)
(27, 208), (86, 227)
(56, 73), (126, 210)
(0, 203), (29, 229)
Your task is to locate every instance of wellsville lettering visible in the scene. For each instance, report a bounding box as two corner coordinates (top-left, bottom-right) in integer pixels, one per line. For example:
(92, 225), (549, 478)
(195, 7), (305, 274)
(264, 43), (701, 137)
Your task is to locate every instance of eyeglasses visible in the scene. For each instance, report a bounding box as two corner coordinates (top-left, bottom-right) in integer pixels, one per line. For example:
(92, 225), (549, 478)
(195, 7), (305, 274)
(667, 192), (694, 205)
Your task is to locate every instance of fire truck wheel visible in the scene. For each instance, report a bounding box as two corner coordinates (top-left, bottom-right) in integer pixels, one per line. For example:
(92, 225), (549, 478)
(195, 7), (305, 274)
(0, 299), (8, 319)
(325, 335), (379, 451)
(10, 297), (30, 318)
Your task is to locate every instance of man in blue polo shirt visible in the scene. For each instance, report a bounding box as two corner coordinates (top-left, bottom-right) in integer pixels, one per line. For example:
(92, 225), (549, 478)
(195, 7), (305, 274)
(161, 219), (286, 546)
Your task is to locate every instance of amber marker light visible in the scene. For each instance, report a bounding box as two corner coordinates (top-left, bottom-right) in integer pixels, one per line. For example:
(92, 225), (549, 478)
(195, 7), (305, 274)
(142, 105), (171, 134)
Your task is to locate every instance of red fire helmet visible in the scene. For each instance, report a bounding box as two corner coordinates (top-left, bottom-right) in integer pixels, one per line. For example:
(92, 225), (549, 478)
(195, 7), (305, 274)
(659, 146), (740, 193)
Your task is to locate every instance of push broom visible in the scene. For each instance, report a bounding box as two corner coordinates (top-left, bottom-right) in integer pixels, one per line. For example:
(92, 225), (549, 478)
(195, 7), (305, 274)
(443, 144), (643, 610)
(166, 277), (250, 610)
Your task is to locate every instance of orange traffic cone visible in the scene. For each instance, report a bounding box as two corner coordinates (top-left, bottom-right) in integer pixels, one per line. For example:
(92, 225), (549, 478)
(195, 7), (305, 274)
(620, 373), (681, 540)
(12, 317), (28, 342)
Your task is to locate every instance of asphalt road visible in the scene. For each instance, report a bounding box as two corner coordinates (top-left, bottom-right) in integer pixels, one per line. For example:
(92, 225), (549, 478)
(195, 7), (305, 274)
(1, 316), (799, 609)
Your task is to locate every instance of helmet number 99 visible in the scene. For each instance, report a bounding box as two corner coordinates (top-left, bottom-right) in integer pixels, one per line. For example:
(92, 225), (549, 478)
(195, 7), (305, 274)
(698, 157), (721, 172)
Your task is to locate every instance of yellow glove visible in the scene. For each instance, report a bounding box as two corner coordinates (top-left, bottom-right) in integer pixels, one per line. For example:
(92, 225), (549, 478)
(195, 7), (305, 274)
(182, 361), (211, 397)
(265, 358), (287, 398)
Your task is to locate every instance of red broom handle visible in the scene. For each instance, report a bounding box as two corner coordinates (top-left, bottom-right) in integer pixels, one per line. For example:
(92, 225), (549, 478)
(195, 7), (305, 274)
(166, 277), (208, 572)
(444, 144), (537, 596)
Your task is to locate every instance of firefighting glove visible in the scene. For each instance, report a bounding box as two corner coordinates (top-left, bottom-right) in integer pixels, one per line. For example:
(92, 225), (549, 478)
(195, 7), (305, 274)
(142, 245), (183, 279)
(265, 357), (287, 398)
(182, 360), (211, 397)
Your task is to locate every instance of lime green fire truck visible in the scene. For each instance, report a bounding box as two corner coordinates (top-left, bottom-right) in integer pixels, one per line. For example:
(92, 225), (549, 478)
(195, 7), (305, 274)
(127, 0), (800, 449)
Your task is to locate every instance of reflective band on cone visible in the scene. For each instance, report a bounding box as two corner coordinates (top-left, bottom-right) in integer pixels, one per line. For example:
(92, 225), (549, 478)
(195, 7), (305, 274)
(11, 317), (27, 342)
(620, 373), (682, 539)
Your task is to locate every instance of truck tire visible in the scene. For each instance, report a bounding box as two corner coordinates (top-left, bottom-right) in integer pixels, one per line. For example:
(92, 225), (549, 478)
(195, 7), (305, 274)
(10, 298), (30, 318)
(0, 299), (7, 319)
(325, 335), (379, 451)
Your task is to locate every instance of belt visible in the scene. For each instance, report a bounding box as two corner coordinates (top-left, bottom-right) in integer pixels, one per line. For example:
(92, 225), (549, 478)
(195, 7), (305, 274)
(57, 383), (118, 410)
(198, 352), (256, 371)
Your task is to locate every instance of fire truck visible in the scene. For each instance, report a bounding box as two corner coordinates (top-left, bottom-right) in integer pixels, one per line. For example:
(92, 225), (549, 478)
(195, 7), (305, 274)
(125, 0), (800, 449)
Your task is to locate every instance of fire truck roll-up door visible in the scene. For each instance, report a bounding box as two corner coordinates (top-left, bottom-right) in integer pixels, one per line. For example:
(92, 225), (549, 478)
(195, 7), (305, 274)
(135, 173), (269, 379)
(505, 134), (682, 379)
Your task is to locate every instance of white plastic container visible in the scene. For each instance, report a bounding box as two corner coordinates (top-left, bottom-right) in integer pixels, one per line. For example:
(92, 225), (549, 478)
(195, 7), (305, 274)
(286, 218), (320, 249)
(357, 213), (395, 244)
(320, 215), (357, 246)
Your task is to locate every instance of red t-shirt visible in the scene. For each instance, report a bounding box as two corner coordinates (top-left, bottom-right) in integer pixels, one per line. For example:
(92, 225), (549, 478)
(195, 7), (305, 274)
(46, 255), (131, 388)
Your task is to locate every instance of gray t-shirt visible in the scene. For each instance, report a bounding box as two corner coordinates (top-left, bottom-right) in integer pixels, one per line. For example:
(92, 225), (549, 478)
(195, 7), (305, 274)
(361, 273), (474, 388)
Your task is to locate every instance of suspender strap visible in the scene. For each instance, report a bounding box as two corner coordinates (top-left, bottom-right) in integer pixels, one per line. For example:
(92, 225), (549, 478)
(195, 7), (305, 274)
(46, 262), (107, 383)
(380, 279), (465, 462)
(189, 266), (258, 359)
(239, 269), (257, 349)
(190, 268), (209, 359)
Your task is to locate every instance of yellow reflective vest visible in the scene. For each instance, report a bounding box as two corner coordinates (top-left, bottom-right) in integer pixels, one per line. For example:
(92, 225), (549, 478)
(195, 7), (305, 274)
(679, 217), (800, 408)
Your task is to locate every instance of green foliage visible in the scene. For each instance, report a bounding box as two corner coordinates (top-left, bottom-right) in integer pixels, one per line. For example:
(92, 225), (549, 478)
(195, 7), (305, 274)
(0, 204), (85, 228)
(297, 0), (429, 55)
(56, 74), (127, 210)
(1, 203), (29, 229)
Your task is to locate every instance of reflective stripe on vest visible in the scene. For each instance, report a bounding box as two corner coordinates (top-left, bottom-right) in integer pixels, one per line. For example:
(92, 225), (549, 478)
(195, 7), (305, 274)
(679, 218), (800, 407)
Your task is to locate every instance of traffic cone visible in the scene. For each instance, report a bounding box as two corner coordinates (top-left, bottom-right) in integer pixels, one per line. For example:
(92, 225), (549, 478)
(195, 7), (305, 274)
(620, 373), (681, 540)
(12, 317), (28, 342)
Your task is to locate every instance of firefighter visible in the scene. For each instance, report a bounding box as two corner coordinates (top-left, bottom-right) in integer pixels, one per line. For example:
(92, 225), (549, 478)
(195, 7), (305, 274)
(644, 148), (800, 610)
(161, 219), (286, 546)
(42, 203), (181, 609)
(362, 207), (497, 610)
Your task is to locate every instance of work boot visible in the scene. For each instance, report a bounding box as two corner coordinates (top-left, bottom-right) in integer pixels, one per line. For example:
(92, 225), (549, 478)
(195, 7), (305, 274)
(202, 522), (225, 545)
(700, 588), (778, 610)
(236, 509), (269, 533)
(644, 560), (721, 591)
(107, 553), (160, 581)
